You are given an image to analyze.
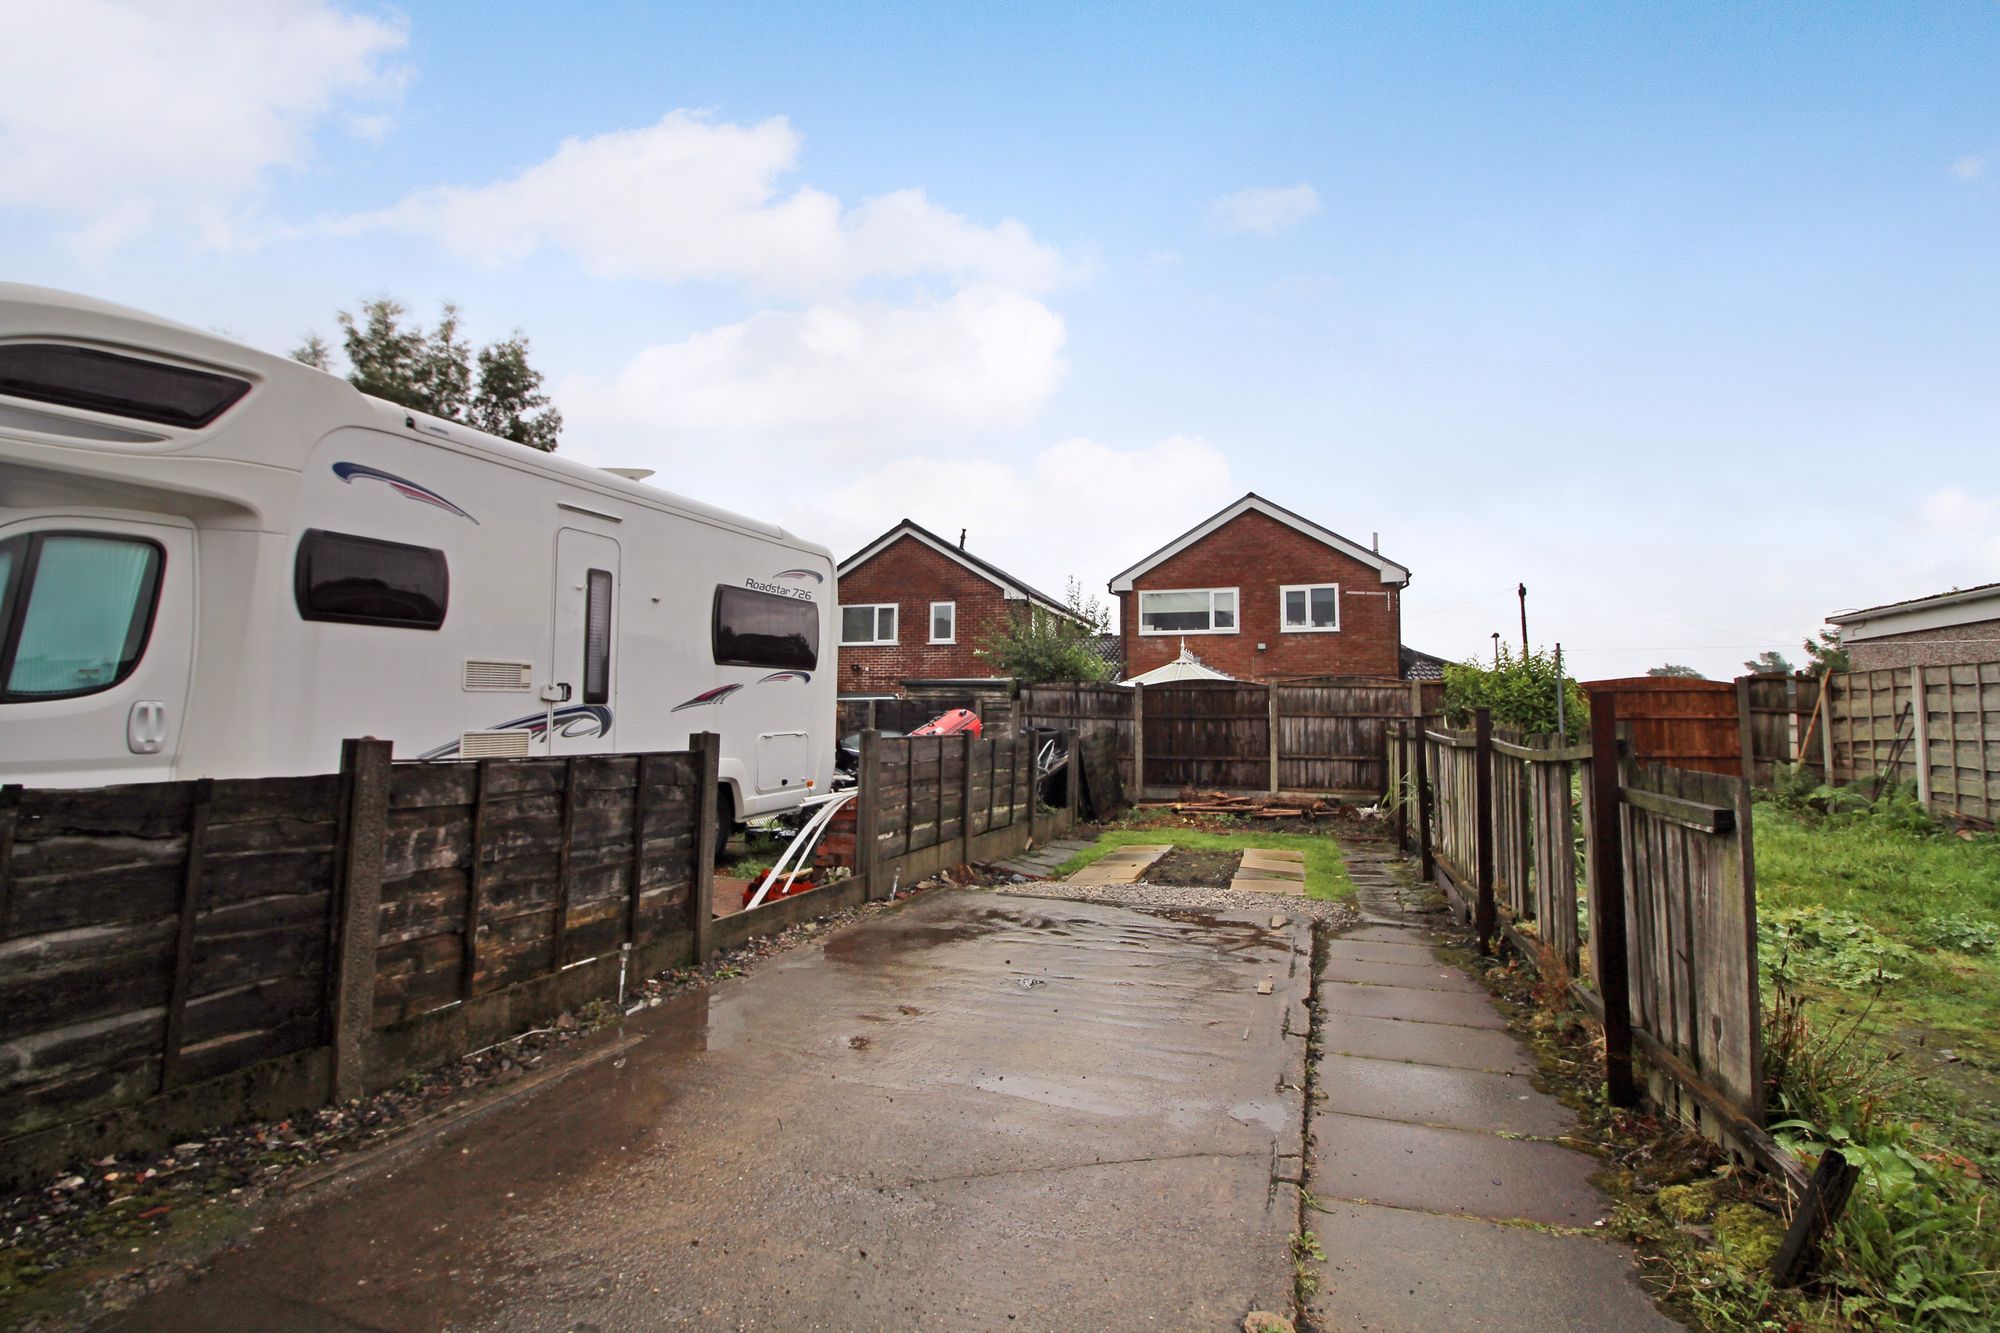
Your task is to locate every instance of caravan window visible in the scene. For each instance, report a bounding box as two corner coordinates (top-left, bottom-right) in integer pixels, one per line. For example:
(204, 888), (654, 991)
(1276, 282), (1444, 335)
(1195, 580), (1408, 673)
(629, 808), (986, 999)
(0, 532), (163, 702)
(0, 344), (250, 429)
(583, 568), (613, 703)
(713, 585), (819, 671)
(294, 529), (448, 629)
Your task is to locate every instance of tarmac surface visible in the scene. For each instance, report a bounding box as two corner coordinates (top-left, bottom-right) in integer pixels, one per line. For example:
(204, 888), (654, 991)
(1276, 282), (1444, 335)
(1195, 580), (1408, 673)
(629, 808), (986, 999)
(102, 891), (1312, 1331)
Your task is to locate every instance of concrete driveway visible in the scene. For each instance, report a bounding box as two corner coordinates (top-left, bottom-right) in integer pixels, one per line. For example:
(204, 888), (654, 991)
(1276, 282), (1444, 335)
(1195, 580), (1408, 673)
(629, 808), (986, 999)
(105, 890), (1312, 1331)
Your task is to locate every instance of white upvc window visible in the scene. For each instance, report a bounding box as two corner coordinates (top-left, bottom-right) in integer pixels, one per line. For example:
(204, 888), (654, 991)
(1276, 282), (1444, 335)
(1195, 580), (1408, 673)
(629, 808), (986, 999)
(929, 601), (956, 644)
(1137, 587), (1238, 636)
(840, 603), (898, 646)
(1280, 583), (1341, 633)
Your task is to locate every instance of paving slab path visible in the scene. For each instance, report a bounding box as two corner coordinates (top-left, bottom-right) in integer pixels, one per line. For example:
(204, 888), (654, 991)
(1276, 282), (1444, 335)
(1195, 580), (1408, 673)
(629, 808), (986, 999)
(1300, 842), (1681, 1333)
(102, 891), (1311, 1332)
(990, 835), (1097, 879)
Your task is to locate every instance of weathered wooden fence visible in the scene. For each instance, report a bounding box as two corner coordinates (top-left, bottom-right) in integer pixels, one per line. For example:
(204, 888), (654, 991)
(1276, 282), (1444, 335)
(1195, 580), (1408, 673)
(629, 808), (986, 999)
(1, 724), (1104, 1187)
(1826, 662), (2000, 823)
(854, 729), (1059, 879)
(1589, 665), (1999, 827)
(1018, 684), (1137, 793)
(1389, 709), (1768, 1151)
(1021, 677), (1442, 798)
(1581, 677), (1741, 775)
(0, 737), (718, 1185)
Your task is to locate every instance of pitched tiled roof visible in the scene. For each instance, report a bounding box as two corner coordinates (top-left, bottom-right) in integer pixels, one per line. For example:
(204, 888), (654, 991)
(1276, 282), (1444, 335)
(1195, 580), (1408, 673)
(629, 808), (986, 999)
(1082, 632), (1124, 675)
(1401, 645), (1450, 681)
(839, 518), (1082, 623)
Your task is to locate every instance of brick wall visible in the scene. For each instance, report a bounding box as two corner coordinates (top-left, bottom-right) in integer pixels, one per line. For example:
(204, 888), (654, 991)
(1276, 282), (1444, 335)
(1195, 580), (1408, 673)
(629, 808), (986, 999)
(835, 535), (1018, 693)
(1847, 617), (2000, 671)
(1117, 510), (1403, 681)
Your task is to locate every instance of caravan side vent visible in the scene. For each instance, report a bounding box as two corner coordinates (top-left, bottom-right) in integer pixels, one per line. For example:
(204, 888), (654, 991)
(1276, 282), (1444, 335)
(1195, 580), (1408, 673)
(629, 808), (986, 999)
(463, 660), (533, 692)
(458, 729), (533, 759)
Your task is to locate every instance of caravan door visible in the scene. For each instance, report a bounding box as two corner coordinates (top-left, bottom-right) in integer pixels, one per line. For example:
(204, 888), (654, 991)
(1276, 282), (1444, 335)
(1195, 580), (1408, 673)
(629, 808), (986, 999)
(549, 528), (620, 755)
(0, 515), (195, 785)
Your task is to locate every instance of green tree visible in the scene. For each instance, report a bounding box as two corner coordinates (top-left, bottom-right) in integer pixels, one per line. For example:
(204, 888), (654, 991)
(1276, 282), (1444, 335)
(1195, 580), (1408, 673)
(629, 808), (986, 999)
(975, 578), (1113, 684)
(1443, 645), (1588, 739)
(1647, 663), (1706, 678)
(292, 298), (563, 452)
(1802, 626), (1850, 678)
(1743, 650), (1796, 676)
(290, 333), (333, 371)
(468, 334), (562, 453)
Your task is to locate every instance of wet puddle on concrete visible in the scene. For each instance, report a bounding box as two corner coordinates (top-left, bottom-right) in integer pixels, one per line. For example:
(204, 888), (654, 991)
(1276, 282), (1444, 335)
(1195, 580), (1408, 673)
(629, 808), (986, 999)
(104, 891), (1310, 1332)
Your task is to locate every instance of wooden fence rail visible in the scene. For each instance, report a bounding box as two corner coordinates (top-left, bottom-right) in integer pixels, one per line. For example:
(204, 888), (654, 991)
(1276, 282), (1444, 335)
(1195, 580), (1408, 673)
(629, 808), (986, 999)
(1022, 677), (1442, 799)
(1388, 709), (1768, 1154)
(1, 723), (1104, 1188)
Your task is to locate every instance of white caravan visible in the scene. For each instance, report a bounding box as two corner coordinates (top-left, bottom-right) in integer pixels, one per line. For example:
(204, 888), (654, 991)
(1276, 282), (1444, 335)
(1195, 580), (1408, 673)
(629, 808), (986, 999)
(0, 284), (835, 830)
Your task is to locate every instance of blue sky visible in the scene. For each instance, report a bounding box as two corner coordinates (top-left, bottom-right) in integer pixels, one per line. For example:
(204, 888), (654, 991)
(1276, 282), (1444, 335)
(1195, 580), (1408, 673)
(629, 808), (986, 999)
(4, 0), (1996, 678)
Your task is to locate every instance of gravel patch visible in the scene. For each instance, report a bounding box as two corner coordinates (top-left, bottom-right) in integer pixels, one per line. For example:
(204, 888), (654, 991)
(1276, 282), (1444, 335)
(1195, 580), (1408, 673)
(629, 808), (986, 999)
(995, 875), (1359, 925)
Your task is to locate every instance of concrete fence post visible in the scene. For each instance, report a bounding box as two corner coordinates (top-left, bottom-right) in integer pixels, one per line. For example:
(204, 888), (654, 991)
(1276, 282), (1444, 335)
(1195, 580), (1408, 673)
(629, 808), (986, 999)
(1267, 684), (1281, 794)
(1064, 727), (1080, 826)
(1911, 665), (1933, 808)
(856, 729), (882, 900)
(961, 731), (975, 864)
(689, 732), (720, 962)
(1132, 683), (1147, 799)
(330, 738), (392, 1103)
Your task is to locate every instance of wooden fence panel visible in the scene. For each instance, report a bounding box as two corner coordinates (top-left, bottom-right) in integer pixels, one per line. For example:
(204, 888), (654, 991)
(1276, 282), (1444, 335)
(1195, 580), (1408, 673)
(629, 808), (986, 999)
(1020, 685), (1135, 793)
(1742, 673), (1821, 783)
(1618, 764), (1762, 1127)
(1424, 727), (1478, 886)
(0, 773), (343, 1139)
(1144, 681), (1269, 791)
(373, 750), (700, 1027)
(1276, 681), (1411, 793)
(1489, 735), (1533, 921)
(1827, 669), (1917, 788)
(1583, 678), (1741, 775)
(1414, 725), (1765, 1147)
(1928, 662), (2000, 822)
(1528, 755), (1581, 975)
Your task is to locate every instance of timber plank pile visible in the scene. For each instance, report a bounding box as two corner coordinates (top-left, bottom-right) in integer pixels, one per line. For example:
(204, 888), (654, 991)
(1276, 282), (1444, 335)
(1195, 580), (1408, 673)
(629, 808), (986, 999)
(1144, 791), (1335, 819)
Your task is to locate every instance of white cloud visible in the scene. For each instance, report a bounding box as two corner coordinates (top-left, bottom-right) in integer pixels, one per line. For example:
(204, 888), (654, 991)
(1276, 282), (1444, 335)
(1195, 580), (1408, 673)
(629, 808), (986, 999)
(567, 286), (1066, 439)
(789, 435), (1236, 613)
(340, 110), (1070, 299)
(0, 0), (407, 251)
(1210, 184), (1321, 236)
(1949, 153), (1989, 182)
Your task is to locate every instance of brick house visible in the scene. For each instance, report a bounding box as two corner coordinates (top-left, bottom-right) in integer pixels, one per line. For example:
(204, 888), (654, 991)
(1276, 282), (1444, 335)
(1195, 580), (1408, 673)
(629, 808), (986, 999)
(1108, 493), (1412, 682)
(1828, 582), (2000, 671)
(836, 519), (1084, 695)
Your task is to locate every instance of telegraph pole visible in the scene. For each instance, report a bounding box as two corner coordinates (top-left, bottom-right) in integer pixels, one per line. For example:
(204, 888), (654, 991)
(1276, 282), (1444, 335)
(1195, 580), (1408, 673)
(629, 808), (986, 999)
(1518, 583), (1529, 658)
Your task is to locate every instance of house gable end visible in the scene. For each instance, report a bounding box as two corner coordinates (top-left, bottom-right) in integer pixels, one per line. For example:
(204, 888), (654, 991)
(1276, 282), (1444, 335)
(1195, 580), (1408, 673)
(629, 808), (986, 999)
(1108, 492), (1410, 592)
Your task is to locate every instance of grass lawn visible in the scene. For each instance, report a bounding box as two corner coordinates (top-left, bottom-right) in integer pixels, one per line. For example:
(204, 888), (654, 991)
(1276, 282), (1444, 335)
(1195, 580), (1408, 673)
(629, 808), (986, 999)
(1053, 827), (1356, 902)
(1755, 804), (2000, 1076)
